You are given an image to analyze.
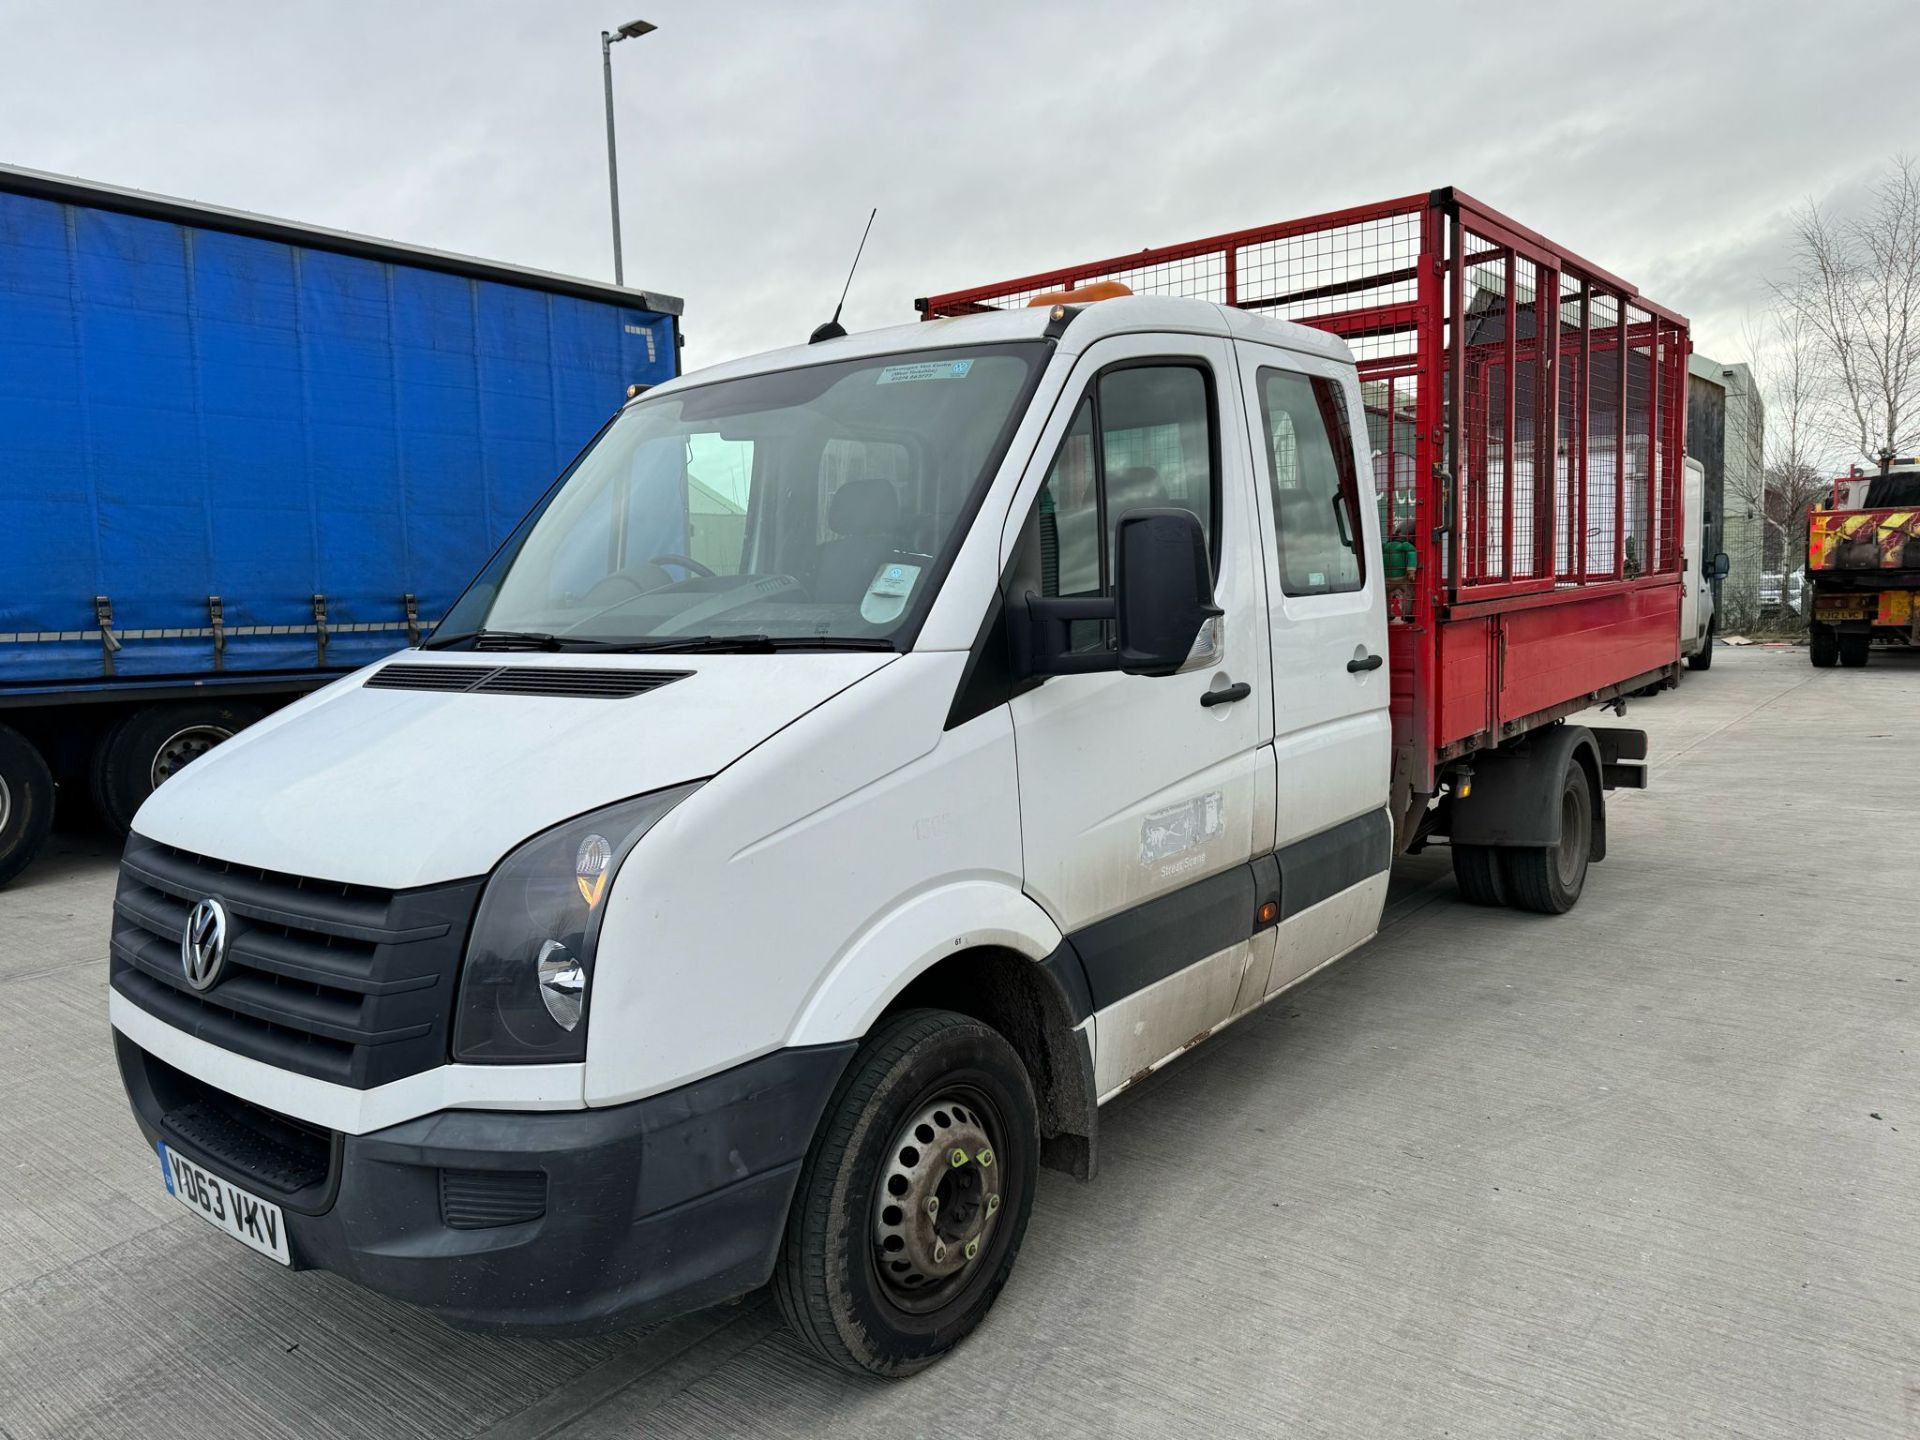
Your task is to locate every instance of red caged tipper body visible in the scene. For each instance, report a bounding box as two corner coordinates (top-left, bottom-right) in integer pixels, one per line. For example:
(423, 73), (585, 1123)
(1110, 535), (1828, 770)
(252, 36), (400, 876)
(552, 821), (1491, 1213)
(919, 187), (1691, 817)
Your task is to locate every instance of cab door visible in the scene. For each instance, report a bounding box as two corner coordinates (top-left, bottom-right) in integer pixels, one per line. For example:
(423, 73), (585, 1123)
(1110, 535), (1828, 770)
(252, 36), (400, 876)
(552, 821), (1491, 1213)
(1000, 333), (1277, 1099)
(1236, 343), (1393, 996)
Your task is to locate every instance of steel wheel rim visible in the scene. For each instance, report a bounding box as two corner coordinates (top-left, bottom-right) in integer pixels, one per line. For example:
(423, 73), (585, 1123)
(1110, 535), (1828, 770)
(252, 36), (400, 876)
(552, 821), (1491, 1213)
(870, 1085), (1006, 1314)
(149, 725), (235, 789)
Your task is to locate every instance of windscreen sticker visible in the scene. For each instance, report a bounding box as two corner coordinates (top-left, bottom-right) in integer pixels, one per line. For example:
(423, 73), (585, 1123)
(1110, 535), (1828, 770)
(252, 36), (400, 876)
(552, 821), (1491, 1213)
(860, 562), (922, 624)
(1140, 791), (1226, 867)
(877, 359), (974, 384)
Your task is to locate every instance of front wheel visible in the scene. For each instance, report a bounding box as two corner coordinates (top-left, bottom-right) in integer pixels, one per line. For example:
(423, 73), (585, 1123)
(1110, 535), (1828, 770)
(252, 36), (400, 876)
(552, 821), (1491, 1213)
(774, 1008), (1039, 1377)
(1687, 618), (1714, 671)
(1503, 761), (1593, 915)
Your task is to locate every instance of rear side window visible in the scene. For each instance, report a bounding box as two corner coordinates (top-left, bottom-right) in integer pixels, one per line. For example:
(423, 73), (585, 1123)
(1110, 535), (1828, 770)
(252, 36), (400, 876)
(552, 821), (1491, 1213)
(1259, 369), (1364, 596)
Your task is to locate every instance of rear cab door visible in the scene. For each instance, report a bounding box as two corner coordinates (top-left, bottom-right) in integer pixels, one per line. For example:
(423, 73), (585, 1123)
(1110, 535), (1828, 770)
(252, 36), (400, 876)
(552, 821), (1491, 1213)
(1234, 338), (1393, 995)
(999, 328), (1278, 1099)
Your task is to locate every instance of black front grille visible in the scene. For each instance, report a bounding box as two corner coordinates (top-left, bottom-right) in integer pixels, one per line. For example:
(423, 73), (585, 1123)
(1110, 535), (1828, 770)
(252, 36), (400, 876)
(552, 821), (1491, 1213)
(364, 662), (689, 699)
(110, 835), (484, 1089)
(439, 1168), (548, 1229)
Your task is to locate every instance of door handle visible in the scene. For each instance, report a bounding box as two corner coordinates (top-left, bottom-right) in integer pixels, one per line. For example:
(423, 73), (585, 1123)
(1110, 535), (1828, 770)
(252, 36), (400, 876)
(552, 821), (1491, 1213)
(1346, 652), (1384, 673)
(1200, 681), (1251, 708)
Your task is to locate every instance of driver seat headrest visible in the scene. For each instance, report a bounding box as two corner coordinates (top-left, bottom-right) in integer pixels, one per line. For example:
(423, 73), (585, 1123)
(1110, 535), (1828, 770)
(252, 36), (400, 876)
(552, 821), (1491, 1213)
(828, 478), (900, 537)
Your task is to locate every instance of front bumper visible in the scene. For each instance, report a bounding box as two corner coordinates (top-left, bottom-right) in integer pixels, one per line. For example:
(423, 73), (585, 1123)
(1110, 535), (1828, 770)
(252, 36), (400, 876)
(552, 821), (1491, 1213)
(116, 1033), (854, 1333)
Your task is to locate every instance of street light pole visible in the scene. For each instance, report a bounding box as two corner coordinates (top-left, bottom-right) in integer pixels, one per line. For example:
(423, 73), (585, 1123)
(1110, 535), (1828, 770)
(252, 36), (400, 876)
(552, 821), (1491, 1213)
(600, 19), (656, 287)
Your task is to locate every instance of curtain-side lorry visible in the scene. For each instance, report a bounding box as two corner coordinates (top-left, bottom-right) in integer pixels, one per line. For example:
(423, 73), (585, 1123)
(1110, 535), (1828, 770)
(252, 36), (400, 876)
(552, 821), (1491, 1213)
(0, 164), (682, 882)
(107, 188), (1689, 1375)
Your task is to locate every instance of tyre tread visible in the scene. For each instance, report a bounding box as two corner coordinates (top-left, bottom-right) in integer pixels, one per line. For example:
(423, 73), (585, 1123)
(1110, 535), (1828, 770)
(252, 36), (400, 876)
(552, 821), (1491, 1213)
(774, 1008), (994, 1376)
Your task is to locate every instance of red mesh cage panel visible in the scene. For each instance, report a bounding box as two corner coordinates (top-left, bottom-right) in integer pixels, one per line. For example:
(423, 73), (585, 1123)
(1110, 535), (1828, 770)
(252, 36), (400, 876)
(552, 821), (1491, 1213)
(919, 189), (1690, 788)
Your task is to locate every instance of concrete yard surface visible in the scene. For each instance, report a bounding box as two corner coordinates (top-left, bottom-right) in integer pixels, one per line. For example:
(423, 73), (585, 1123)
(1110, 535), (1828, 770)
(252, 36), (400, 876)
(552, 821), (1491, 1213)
(0, 645), (1913, 1438)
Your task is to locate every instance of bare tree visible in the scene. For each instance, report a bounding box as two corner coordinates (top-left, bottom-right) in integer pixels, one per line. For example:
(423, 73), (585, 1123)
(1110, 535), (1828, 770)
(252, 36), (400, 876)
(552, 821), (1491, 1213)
(1780, 156), (1920, 464)
(1737, 305), (1834, 627)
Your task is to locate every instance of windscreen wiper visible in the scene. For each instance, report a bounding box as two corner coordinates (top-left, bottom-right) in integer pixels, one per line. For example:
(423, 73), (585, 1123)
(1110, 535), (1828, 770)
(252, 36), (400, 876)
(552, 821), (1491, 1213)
(419, 628), (571, 651)
(594, 633), (898, 654)
(423, 629), (896, 655)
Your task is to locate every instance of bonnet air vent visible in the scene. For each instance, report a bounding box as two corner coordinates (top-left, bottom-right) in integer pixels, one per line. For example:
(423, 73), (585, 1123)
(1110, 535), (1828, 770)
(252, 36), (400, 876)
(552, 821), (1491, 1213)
(364, 663), (690, 699)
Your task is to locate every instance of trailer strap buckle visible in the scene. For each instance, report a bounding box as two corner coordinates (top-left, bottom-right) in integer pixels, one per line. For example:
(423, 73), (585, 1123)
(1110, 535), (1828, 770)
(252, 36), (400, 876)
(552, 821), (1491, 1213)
(403, 592), (421, 648)
(208, 595), (226, 671)
(94, 594), (120, 676)
(312, 594), (329, 666)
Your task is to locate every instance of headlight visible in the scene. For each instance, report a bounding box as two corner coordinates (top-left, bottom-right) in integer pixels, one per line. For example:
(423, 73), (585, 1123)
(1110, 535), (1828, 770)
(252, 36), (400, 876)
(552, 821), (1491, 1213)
(452, 784), (699, 1063)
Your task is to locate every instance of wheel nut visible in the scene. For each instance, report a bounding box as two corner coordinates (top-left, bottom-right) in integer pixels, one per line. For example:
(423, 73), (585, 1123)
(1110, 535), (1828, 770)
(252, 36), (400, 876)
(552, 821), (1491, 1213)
(977, 1147), (994, 1168)
(964, 1238), (979, 1260)
(986, 1193), (1000, 1214)
(950, 1148), (969, 1168)
(933, 1241), (947, 1264)
(926, 1196), (939, 1217)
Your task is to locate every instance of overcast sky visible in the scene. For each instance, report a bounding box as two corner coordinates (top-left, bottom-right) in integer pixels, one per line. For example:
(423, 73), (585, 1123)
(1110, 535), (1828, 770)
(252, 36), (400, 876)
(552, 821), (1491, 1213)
(5, 0), (1917, 374)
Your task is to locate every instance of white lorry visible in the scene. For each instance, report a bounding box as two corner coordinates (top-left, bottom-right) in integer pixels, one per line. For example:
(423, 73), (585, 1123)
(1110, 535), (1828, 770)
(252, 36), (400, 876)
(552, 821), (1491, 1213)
(112, 196), (1687, 1375)
(1680, 456), (1727, 670)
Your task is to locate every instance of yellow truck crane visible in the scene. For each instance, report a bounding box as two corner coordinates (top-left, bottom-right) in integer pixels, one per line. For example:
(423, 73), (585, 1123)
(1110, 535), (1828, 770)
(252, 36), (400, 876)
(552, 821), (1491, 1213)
(1807, 458), (1920, 667)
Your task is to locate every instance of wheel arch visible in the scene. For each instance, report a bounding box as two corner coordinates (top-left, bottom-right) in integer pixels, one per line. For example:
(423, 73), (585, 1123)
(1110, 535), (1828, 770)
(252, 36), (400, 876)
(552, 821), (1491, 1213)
(1446, 723), (1609, 862)
(782, 879), (1098, 1179)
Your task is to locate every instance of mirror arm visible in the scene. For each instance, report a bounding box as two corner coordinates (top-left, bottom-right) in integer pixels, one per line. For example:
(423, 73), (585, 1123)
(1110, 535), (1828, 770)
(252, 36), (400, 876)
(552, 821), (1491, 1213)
(1013, 592), (1119, 678)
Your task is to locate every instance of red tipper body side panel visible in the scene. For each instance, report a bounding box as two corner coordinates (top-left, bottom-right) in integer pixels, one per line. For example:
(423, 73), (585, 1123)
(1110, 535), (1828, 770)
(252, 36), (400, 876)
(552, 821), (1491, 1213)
(920, 188), (1689, 793)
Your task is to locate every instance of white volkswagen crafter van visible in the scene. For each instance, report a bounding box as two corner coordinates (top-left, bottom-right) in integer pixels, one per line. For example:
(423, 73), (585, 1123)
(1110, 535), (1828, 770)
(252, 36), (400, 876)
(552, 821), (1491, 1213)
(111, 296), (1609, 1375)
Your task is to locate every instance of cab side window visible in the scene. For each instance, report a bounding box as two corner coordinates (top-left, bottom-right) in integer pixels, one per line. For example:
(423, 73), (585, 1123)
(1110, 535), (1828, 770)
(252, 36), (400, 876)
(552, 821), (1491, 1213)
(1259, 368), (1364, 596)
(1030, 363), (1217, 651)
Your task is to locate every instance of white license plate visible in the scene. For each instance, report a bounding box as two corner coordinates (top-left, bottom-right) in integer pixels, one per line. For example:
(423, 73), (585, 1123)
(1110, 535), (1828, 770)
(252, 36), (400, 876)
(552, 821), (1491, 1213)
(158, 1142), (291, 1265)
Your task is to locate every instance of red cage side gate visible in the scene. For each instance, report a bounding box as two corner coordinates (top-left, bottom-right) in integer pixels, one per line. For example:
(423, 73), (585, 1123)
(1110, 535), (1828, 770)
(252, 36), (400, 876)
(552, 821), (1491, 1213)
(920, 187), (1689, 798)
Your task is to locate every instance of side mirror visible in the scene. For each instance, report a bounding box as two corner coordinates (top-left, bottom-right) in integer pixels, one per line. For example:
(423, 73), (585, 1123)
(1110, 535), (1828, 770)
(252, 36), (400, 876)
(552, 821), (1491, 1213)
(1712, 552), (1731, 579)
(1013, 508), (1220, 679)
(1114, 509), (1221, 676)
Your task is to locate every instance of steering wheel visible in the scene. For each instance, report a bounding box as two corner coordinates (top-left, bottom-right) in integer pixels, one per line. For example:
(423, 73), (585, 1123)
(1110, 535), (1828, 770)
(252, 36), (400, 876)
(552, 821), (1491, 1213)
(646, 553), (716, 578)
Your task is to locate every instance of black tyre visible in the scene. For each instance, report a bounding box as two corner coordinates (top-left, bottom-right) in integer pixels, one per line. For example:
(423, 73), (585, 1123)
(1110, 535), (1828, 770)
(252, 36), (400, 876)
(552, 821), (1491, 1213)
(1503, 762), (1593, 915)
(93, 701), (261, 833)
(774, 1008), (1039, 1377)
(1686, 619), (1714, 671)
(1451, 843), (1509, 907)
(1838, 632), (1871, 669)
(0, 725), (57, 888)
(1810, 625), (1838, 668)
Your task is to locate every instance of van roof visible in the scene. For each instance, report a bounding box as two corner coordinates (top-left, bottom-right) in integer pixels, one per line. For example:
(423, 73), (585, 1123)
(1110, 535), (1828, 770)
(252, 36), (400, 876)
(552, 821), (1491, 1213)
(642, 294), (1352, 401)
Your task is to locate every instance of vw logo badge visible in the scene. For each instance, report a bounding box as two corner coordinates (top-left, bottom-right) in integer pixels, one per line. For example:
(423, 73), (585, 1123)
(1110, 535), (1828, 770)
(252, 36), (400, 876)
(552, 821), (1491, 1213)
(181, 897), (229, 991)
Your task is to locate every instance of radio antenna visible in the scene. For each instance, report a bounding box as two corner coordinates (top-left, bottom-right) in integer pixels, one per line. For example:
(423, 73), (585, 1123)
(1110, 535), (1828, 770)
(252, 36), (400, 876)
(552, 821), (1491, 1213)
(810, 208), (877, 344)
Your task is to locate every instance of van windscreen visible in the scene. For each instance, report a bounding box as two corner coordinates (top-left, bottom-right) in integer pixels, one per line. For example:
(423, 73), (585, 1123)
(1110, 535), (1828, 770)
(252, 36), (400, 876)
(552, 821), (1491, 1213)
(436, 343), (1043, 652)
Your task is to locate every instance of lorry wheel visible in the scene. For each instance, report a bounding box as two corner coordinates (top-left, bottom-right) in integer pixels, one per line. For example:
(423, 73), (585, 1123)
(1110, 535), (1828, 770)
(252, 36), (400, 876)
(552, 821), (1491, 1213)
(0, 726), (57, 888)
(93, 701), (261, 834)
(1810, 625), (1838, 668)
(1839, 632), (1871, 668)
(1451, 844), (1509, 907)
(1502, 763), (1593, 915)
(774, 1007), (1039, 1377)
(1687, 621), (1714, 671)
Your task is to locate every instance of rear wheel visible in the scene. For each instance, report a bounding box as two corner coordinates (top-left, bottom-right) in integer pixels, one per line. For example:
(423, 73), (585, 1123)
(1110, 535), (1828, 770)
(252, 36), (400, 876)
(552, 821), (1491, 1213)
(1451, 843), (1509, 907)
(1503, 761), (1593, 915)
(1810, 624), (1838, 668)
(0, 725), (56, 888)
(774, 1008), (1039, 1377)
(1839, 632), (1871, 669)
(92, 701), (260, 833)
